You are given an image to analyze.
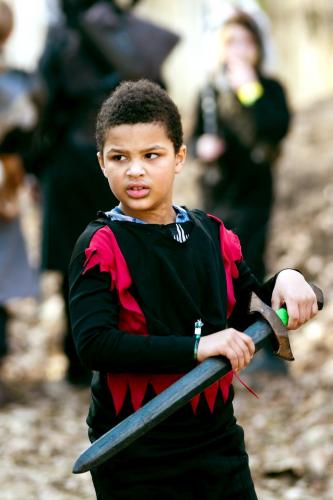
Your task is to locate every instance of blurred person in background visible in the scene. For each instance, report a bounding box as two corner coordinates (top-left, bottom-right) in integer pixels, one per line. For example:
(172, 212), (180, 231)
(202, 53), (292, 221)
(192, 10), (291, 374)
(0, 0), (40, 403)
(33, 0), (179, 386)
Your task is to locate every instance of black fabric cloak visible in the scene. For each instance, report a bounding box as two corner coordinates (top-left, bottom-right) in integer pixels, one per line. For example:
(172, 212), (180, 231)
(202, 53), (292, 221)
(69, 209), (277, 499)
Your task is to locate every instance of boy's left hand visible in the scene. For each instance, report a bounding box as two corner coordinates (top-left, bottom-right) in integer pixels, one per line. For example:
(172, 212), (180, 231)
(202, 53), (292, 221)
(271, 269), (318, 330)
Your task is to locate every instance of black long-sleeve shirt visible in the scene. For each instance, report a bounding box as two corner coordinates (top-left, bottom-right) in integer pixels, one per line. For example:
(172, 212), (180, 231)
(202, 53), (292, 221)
(69, 211), (276, 373)
(68, 208), (280, 449)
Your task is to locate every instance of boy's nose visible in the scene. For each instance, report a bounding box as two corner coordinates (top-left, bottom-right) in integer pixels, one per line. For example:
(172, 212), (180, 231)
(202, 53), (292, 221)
(127, 161), (145, 176)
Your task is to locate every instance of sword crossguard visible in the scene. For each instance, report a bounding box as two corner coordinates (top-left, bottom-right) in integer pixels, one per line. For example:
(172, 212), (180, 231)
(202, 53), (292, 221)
(249, 283), (324, 361)
(249, 293), (294, 361)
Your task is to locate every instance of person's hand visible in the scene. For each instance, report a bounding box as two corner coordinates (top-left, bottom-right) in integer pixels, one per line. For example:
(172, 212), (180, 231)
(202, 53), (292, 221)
(271, 270), (318, 330)
(196, 133), (225, 162)
(197, 328), (255, 371)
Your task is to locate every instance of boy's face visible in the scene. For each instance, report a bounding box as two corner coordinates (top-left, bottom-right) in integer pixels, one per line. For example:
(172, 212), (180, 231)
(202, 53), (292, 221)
(98, 122), (186, 224)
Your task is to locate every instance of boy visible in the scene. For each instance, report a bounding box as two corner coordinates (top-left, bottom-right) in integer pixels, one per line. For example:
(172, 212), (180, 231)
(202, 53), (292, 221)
(69, 80), (317, 499)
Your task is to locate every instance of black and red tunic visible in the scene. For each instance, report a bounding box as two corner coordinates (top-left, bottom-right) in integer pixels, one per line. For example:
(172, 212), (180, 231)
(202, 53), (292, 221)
(69, 209), (275, 498)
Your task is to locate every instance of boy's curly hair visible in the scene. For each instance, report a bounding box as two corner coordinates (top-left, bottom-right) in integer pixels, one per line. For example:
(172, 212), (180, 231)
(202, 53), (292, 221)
(96, 80), (183, 153)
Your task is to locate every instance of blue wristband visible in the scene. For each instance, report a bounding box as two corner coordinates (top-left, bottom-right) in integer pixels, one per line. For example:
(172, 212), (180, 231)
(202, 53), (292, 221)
(193, 319), (203, 361)
(194, 336), (200, 361)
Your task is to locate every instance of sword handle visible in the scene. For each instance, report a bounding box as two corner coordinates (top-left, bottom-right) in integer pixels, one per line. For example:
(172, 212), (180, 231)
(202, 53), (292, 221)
(276, 308), (289, 326)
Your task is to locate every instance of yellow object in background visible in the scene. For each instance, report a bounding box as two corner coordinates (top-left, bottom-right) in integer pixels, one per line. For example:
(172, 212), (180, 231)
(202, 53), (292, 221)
(237, 81), (264, 106)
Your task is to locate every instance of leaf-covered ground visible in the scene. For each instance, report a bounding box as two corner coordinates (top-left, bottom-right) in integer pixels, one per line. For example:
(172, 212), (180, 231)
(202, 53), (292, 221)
(1, 98), (333, 499)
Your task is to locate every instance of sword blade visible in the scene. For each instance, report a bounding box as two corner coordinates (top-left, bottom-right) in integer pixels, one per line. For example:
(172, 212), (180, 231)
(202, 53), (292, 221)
(73, 317), (274, 474)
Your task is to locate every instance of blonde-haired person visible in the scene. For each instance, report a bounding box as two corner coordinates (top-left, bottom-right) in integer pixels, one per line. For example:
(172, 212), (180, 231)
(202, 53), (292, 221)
(193, 11), (291, 374)
(194, 11), (290, 283)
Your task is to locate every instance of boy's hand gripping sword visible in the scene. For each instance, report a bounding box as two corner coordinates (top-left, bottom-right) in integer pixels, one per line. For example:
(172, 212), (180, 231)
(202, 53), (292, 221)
(73, 284), (323, 474)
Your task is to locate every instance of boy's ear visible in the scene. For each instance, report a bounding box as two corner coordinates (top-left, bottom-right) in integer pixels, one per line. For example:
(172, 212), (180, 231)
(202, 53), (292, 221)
(175, 145), (186, 174)
(97, 152), (106, 177)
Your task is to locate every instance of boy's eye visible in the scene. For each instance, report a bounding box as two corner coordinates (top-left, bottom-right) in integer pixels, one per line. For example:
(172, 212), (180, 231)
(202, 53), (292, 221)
(112, 154), (127, 161)
(145, 152), (159, 159)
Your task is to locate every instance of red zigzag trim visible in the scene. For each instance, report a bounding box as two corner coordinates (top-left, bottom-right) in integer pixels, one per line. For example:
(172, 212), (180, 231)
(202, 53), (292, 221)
(83, 219), (242, 414)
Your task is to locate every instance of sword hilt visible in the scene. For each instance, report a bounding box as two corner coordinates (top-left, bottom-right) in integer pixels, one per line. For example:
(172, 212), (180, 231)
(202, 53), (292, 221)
(276, 282), (324, 326)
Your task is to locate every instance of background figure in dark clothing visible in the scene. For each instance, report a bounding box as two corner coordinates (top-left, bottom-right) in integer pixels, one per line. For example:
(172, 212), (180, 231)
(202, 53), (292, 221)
(34, 0), (179, 385)
(0, 0), (39, 403)
(193, 11), (291, 283)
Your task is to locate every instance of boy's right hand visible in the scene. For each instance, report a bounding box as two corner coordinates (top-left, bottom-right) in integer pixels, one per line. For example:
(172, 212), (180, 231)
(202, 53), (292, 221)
(197, 329), (255, 371)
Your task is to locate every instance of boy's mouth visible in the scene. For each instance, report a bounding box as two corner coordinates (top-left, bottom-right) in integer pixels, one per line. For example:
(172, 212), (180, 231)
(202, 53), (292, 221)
(126, 185), (150, 199)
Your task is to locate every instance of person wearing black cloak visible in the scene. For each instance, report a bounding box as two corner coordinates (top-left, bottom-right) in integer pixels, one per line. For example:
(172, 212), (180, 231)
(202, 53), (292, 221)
(34, 0), (179, 385)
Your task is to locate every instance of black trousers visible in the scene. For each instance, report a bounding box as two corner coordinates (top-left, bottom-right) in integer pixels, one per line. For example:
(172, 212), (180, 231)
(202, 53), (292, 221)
(210, 203), (271, 283)
(89, 420), (257, 500)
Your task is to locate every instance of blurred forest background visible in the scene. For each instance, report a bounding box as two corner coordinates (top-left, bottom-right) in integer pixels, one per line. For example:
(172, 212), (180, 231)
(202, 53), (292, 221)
(1, 0), (333, 499)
